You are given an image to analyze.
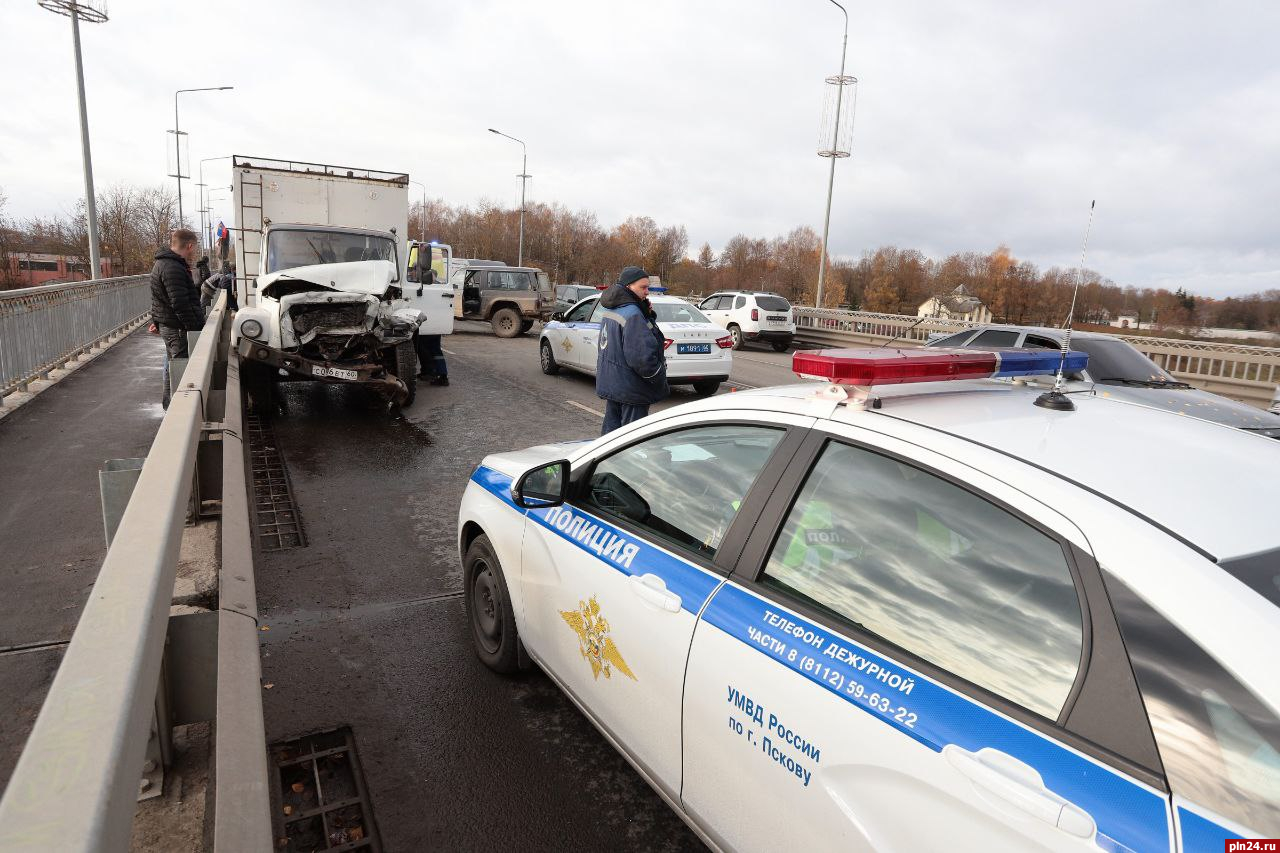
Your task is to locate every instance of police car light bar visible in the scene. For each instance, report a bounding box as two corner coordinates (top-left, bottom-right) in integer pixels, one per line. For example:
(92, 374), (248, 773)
(792, 347), (1089, 388)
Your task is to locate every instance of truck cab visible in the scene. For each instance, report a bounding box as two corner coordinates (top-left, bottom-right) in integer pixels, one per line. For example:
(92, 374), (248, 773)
(229, 157), (451, 407)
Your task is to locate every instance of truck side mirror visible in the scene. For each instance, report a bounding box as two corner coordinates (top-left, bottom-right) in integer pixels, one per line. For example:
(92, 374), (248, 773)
(513, 460), (570, 508)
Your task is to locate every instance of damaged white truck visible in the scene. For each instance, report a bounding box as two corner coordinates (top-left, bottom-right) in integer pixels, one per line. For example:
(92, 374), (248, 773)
(229, 156), (452, 407)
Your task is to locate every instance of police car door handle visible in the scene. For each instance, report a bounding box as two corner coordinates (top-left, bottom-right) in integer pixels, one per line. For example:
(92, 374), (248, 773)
(628, 573), (682, 613)
(942, 745), (1097, 839)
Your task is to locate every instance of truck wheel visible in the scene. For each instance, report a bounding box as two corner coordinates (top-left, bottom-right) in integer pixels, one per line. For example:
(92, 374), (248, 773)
(491, 307), (521, 338)
(728, 324), (743, 350)
(693, 379), (721, 396)
(394, 340), (417, 406)
(540, 339), (560, 375)
(771, 340), (790, 353)
(464, 534), (525, 674)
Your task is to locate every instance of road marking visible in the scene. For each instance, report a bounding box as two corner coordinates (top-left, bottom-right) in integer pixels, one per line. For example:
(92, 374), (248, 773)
(565, 400), (604, 417)
(728, 382), (759, 390)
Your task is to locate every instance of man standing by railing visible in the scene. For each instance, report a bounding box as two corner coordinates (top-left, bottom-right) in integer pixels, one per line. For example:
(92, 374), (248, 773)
(150, 228), (205, 408)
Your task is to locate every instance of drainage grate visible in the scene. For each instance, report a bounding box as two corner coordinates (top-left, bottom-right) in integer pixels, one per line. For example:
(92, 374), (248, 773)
(247, 414), (307, 551)
(272, 728), (382, 852)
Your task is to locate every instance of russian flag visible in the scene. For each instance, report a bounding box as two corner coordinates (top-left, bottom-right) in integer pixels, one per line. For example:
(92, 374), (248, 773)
(216, 221), (227, 240)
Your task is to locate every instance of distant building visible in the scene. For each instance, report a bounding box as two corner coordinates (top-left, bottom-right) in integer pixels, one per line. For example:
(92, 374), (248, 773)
(1110, 311), (1140, 329)
(6, 252), (115, 288)
(917, 284), (992, 324)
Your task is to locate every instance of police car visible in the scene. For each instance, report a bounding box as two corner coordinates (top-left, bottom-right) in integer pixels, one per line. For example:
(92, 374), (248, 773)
(539, 291), (733, 395)
(457, 347), (1280, 852)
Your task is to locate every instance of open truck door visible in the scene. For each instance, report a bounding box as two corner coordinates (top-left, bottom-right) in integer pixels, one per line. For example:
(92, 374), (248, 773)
(405, 241), (455, 335)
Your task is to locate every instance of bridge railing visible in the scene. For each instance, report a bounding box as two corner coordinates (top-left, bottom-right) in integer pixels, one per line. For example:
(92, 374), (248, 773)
(0, 291), (272, 852)
(792, 307), (1280, 409)
(0, 275), (151, 401)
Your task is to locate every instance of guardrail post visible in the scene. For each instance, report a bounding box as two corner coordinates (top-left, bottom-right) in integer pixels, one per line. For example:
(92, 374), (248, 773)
(100, 458), (146, 547)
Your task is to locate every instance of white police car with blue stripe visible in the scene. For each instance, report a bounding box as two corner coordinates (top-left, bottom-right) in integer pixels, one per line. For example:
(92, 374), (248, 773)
(457, 346), (1280, 852)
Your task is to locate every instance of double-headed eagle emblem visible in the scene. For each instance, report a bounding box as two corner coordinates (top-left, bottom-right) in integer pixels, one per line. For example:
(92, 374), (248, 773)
(559, 595), (635, 681)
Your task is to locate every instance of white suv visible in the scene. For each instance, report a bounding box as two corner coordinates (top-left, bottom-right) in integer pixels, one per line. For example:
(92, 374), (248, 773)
(697, 291), (795, 351)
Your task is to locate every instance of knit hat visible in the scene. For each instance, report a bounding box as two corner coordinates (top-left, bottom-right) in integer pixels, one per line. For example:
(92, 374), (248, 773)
(616, 266), (650, 288)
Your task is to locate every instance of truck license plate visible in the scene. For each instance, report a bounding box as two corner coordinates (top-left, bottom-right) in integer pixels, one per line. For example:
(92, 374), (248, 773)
(312, 365), (358, 380)
(677, 343), (712, 355)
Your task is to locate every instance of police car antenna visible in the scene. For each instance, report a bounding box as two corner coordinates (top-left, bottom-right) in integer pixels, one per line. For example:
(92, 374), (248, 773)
(1035, 199), (1096, 412)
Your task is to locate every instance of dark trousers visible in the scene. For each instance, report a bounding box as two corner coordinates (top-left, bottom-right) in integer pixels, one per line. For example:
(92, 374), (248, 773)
(159, 326), (189, 409)
(601, 400), (650, 435)
(415, 334), (447, 378)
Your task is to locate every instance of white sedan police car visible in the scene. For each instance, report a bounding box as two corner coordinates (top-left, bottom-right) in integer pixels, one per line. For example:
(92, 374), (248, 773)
(457, 346), (1280, 852)
(539, 293), (733, 395)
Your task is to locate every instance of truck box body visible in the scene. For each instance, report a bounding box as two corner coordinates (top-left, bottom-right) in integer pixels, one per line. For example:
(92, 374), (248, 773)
(233, 156), (409, 307)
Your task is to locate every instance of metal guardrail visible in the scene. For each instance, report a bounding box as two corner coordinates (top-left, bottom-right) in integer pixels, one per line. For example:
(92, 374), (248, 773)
(792, 307), (1280, 409)
(0, 275), (151, 400)
(0, 291), (272, 851)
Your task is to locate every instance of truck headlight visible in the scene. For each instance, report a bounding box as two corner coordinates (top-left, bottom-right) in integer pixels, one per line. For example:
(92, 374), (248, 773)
(240, 319), (264, 340)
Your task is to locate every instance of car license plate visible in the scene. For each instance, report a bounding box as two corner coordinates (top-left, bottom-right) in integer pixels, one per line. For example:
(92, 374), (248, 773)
(768, 315), (788, 324)
(312, 365), (359, 380)
(677, 343), (712, 355)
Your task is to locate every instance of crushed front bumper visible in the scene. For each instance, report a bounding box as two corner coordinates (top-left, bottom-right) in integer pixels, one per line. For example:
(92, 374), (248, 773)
(237, 338), (408, 403)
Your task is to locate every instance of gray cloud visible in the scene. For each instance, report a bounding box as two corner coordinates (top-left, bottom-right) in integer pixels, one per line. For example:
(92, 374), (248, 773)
(2, 0), (1277, 297)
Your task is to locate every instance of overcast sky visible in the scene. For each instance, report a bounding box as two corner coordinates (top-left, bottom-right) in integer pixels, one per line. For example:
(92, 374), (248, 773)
(3, 0), (1278, 298)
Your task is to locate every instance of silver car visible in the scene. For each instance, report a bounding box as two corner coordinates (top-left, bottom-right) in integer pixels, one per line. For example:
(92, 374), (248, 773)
(926, 325), (1280, 439)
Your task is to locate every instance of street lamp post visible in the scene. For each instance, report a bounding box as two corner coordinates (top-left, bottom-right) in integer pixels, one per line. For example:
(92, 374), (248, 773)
(198, 156), (232, 254)
(488, 128), (529, 266)
(173, 87), (233, 227)
(815, 0), (855, 309)
(39, 0), (108, 280)
(408, 180), (428, 242)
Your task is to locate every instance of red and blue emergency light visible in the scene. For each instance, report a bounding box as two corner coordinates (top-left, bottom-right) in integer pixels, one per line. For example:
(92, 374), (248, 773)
(792, 347), (1089, 387)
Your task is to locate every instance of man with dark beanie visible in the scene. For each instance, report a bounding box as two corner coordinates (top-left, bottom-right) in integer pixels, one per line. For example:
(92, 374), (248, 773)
(150, 228), (205, 408)
(595, 265), (669, 434)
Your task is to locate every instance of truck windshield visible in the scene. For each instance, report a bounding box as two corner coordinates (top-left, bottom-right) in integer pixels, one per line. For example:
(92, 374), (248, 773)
(267, 230), (398, 280)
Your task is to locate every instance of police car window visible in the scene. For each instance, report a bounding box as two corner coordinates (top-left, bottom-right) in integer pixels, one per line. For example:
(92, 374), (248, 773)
(761, 441), (1084, 720)
(1025, 335), (1059, 350)
(969, 329), (1019, 348)
(565, 299), (596, 323)
(1107, 574), (1280, 835)
(583, 425), (784, 560)
(588, 299), (608, 322)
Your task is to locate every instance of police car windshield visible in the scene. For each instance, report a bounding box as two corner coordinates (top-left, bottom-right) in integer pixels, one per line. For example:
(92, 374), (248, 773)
(652, 303), (710, 323)
(1074, 339), (1178, 385)
(1219, 547), (1280, 608)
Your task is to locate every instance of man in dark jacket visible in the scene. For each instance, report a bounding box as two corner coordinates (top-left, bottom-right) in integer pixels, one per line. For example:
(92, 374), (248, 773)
(151, 228), (204, 407)
(595, 266), (669, 434)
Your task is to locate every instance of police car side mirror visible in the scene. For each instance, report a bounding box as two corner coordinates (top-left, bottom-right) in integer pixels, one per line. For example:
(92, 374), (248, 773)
(513, 460), (570, 509)
(551, 311), (564, 321)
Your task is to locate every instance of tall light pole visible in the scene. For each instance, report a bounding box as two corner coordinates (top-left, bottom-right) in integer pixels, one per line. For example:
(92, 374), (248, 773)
(815, 0), (856, 309)
(198, 155), (231, 254)
(408, 180), (428, 242)
(488, 128), (529, 266)
(173, 86), (233, 227)
(39, 0), (107, 280)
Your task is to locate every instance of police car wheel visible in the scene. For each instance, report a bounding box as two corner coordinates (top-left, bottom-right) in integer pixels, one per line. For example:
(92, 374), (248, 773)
(728, 324), (743, 350)
(693, 379), (720, 396)
(540, 340), (560, 375)
(464, 534), (523, 673)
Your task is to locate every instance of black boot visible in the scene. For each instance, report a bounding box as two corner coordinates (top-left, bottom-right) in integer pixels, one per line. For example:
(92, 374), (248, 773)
(429, 375), (449, 386)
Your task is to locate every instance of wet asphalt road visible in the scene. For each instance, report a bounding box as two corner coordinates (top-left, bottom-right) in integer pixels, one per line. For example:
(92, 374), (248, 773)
(256, 324), (802, 851)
